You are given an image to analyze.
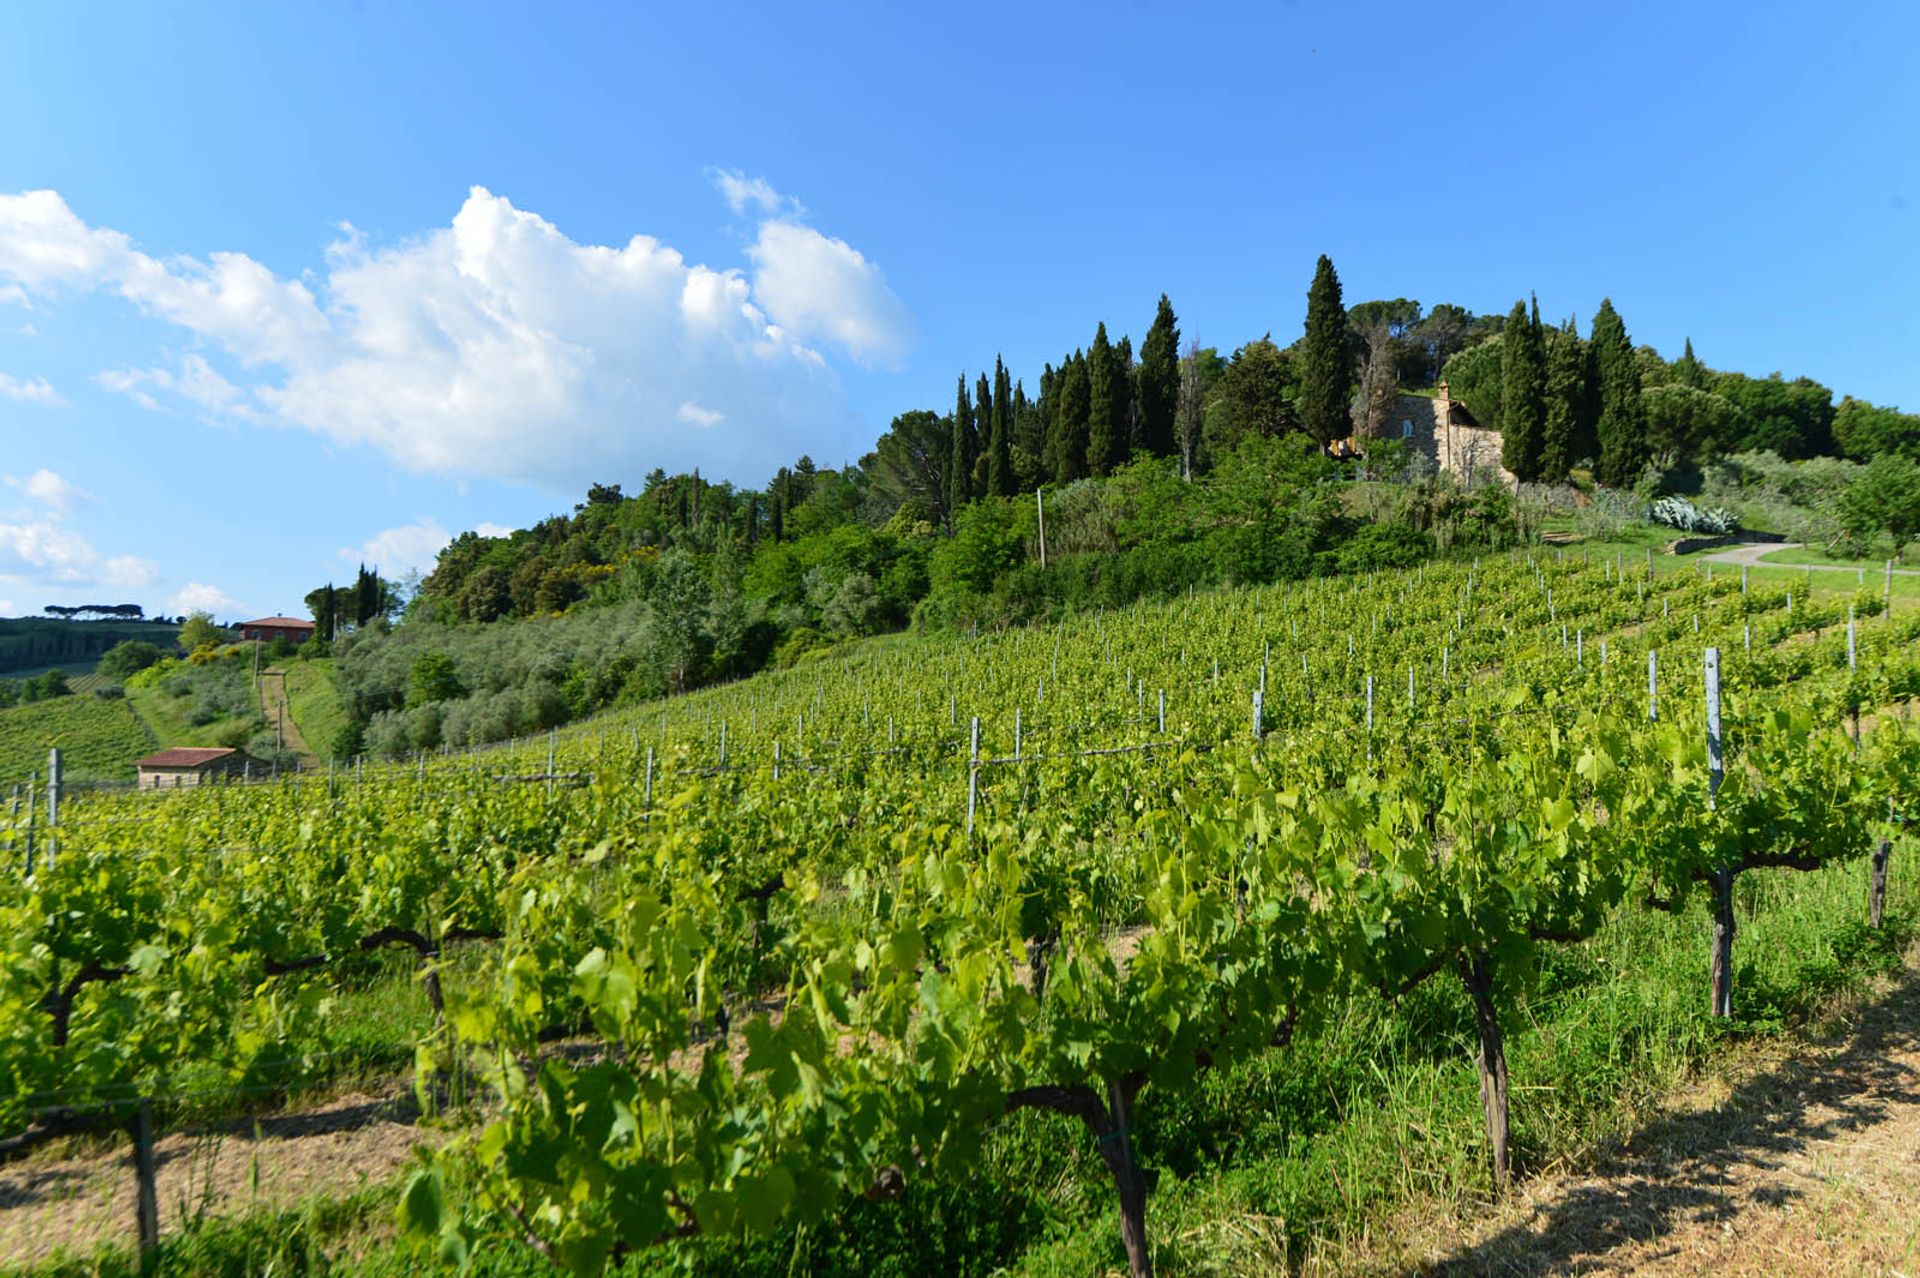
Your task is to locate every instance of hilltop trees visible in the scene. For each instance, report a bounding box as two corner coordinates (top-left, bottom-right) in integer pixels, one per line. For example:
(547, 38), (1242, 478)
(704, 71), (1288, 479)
(1591, 298), (1647, 487)
(947, 376), (978, 521)
(1539, 320), (1585, 483)
(1137, 295), (1180, 457)
(987, 357), (1014, 496)
(1088, 323), (1123, 477)
(1298, 255), (1351, 445)
(1500, 300), (1547, 480)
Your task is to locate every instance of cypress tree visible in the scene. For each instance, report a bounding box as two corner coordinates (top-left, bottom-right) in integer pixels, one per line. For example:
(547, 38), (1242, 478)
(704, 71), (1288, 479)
(1137, 293), (1180, 456)
(947, 375), (977, 519)
(1671, 337), (1708, 390)
(1539, 319), (1585, 483)
(1299, 255), (1352, 445)
(1591, 298), (1647, 488)
(1049, 352), (1091, 484)
(1499, 299), (1547, 480)
(354, 564), (377, 627)
(975, 371), (993, 495)
(1087, 323), (1120, 477)
(1012, 379), (1045, 491)
(988, 356), (1014, 496)
(1114, 334), (1138, 457)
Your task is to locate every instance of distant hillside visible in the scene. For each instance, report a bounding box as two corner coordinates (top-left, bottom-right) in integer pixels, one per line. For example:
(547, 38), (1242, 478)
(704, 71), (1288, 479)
(0, 617), (180, 676)
(0, 694), (156, 786)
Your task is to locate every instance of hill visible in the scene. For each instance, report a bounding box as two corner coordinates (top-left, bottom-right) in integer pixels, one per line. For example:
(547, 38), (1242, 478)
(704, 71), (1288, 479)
(0, 692), (155, 786)
(0, 617), (179, 677)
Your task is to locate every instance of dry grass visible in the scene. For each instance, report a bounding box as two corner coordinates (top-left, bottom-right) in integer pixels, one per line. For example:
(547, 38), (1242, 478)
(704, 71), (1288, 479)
(1319, 943), (1920, 1276)
(0, 1090), (434, 1268)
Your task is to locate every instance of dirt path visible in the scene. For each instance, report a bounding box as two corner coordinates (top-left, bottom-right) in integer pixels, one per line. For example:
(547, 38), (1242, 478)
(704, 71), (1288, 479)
(0, 1089), (431, 1268)
(1377, 952), (1920, 1276)
(258, 666), (316, 766)
(1701, 541), (1920, 576)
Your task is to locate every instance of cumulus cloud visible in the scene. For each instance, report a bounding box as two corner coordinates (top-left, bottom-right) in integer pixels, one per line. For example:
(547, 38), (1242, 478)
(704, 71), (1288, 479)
(746, 220), (913, 368)
(0, 519), (94, 580)
(167, 582), (242, 617)
(0, 183), (913, 491)
(677, 400), (723, 427)
(710, 169), (795, 218)
(0, 372), (60, 405)
(474, 521), (517, 538)
(102, 555), (160, 588)
(340, 516), (461, 576)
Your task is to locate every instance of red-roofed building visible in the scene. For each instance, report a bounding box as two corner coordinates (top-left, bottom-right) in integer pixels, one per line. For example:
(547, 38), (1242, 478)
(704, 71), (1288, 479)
(135, 747), (259, 789)
(239, 616), (316, 644)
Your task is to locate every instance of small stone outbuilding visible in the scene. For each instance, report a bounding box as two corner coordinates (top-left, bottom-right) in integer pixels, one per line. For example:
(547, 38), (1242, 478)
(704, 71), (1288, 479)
(135, 747), (259, 789)
(1388, 383), (1513, 484)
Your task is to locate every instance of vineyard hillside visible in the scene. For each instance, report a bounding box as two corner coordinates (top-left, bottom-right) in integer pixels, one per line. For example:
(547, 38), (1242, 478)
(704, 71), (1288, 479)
(0, 694), (155, 785)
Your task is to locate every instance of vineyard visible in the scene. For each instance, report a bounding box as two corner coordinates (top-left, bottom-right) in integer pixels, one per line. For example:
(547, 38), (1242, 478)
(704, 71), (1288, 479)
(2, 549), (1916, 1277)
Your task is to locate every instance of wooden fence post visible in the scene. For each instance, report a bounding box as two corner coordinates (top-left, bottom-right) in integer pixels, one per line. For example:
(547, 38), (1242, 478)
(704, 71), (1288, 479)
(133, 1096), (159, 1263)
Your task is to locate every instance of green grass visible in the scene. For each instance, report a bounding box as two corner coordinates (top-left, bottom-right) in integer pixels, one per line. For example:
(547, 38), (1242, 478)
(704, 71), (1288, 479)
(125, 682), (260, 751)
(281, 658), (348, 758)
(0, 694), (155, 786)
(1761, 544), (1919, 569)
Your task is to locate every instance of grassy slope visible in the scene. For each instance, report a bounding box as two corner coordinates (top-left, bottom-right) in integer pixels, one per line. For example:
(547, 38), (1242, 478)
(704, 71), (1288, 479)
(124, 682), (258, 751)
(280, 658), (347, 758)
(0, 695), (155, 785)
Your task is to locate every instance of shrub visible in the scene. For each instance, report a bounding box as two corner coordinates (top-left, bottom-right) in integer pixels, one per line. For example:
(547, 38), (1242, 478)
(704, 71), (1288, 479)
(97, 640), (164, 680)
(1649, 495), (1737, 535)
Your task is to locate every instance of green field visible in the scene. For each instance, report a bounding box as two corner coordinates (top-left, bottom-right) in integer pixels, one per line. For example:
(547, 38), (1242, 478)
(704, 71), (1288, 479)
(279, 657), (346, 757)
(124, 683), (259, 752)
(0, 694), (155, 785)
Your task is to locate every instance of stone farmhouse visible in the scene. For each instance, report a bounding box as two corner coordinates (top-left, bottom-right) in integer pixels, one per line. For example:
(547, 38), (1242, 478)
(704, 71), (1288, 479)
(1386, 383), (1513, 484)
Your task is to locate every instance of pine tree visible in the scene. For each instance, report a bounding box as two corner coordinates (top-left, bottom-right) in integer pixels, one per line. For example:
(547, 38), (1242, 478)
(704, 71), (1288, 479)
(1136, 293), (1180, 456)
(988, 356), (1014, 496)
(1591, 298), (1648, 488)
(947, 375), (977, 520)
(1048, 351), (1091, 484)
(1499, 299), (1547, 480)
(1539, 319), (1585, 483)
(1299, 255), (1352, 445)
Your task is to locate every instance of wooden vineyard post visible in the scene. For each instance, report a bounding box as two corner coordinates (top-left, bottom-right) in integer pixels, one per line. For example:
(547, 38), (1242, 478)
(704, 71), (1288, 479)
(46, 748), (59, 869)
(1705, 647), (1735, 1020)
(965, 717), (980, 836)
(1036, 488), (1047, 569)
(133, 1096), (160, 1264)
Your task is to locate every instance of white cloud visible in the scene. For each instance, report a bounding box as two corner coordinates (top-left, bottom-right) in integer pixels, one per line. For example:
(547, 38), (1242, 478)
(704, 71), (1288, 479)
(677, 400), (723, 427)
(0, 184), (911, 491)
(0, 372), (60, 405)
(5, 468), (90, 512)
(709, 169), (795, 218)
(473, 521), (516, 538)
(97, 353), (249, 416)
(746, 220), (913, 368)
(0, 518), (95, 580)
(167, 582), (241, 617)
(341, 516), (457, 575)
(102, 555), (159, 588)
(0, 284), (29, 307)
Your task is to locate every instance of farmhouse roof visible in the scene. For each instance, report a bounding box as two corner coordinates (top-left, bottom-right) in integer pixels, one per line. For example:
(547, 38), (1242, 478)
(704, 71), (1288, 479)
(135, 747), (238, 769)
(242, 616), (314, 628)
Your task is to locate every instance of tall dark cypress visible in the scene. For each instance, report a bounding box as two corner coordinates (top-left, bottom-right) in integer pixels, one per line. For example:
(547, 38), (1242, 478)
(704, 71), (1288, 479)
(974, 371), (993, 497)
(354, 563), (379, 627)
(947, 374), (977, 519)
(1299, 255), (1352, 445)
(1087, 322), (1120, 476)
(1499, 299), (1547, 480)
(1049, 351), (1091, 484)
(1539, 319), (1584, 483)
(1013, 378), (1045, 490)
(1114, 334), (1139, 457)
(988, 356), (1014, 496)
(1136, 293), (1180, 455)
(1591, 298), (1647, 488)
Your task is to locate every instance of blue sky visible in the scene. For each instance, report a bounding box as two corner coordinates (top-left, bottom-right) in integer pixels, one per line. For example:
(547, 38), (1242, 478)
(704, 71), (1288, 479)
(1, 1), (1915, 621)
